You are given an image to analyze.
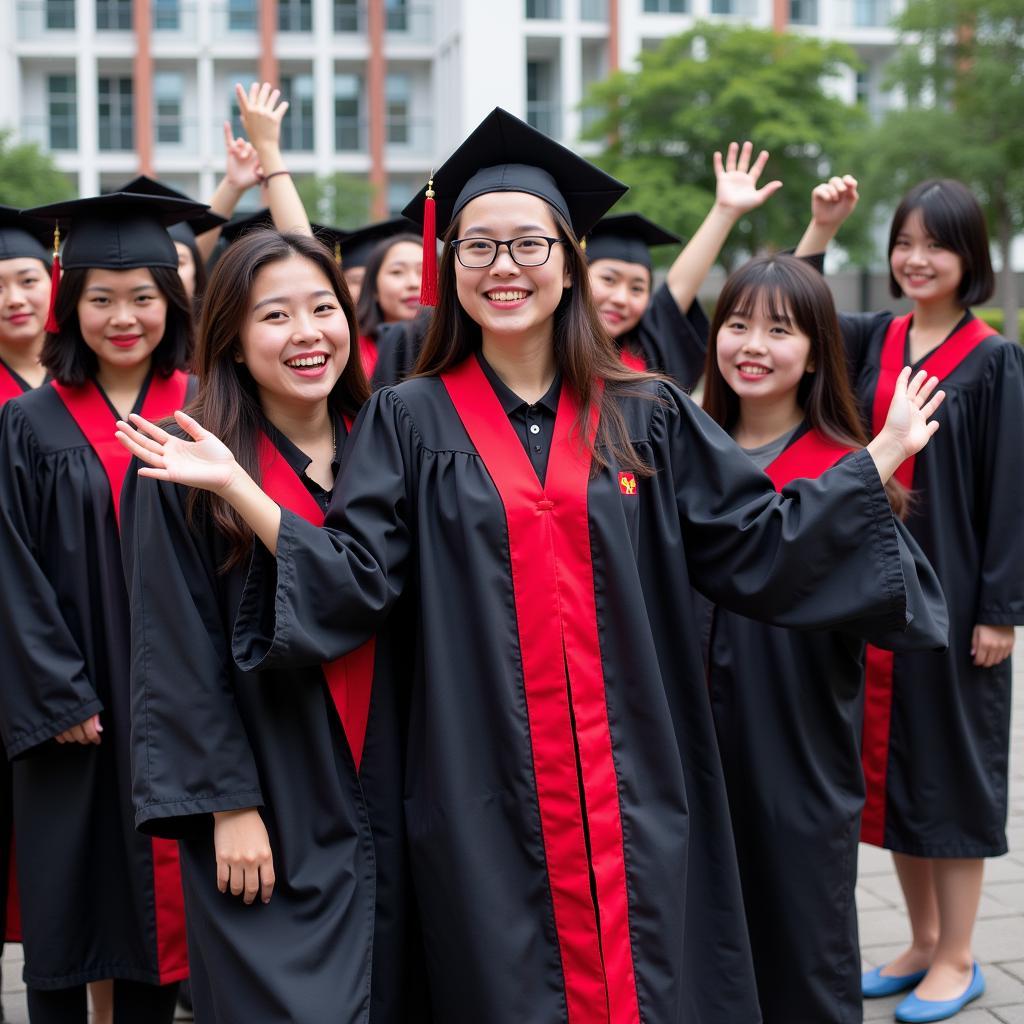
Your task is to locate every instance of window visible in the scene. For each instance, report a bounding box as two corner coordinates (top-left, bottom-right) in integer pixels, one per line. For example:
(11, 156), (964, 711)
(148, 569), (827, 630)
(854, 0), (891, 26)
(526, 60), (559, 137)
(385, 73), (411, 146)
(95, 0), (131, 29)
(334, 0), (361, 31)
(47, 74), (77, 150)
(788, 0), (816, 23)
(154, 72), (183, 145)
(525, 0), (560, 16)
(228, 0), (258, 31)
(279, 0), (312, 31)
(642, 0), (686, 11)
(334, 74), (363, 151)
(280, 75), (315, 151)
(580, 0), (608, 18)
(46, 0), (75, 28)
(153, 0), (180, 30)
(98, 77), (133, 150)
(386, 0), (409, 31)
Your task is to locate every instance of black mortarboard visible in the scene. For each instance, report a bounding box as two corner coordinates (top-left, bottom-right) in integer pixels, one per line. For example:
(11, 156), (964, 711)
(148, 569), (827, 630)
(584, 213), (681, 270)
(337, 218), (418, 268)
(24, 192), (210, 271)
(402, 107), (627, 240)
(0, 206), (52, 265)
(118, 176), (228, 238)
(219, 208), (275, 245)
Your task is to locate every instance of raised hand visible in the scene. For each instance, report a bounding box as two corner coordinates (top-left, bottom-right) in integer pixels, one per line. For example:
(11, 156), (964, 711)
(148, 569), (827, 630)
(115, 410), (240, 494)
(810, 174), (859, 230)
(223, 121), (262, 192)
(713, 141), (783, 218)
(236, 81), (288, 158)
(880, 367), (944, 460)
(213, 808), (275, 905)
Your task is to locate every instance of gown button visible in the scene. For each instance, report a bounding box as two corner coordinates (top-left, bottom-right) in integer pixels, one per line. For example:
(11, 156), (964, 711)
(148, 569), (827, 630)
(536, 499), (554, 511)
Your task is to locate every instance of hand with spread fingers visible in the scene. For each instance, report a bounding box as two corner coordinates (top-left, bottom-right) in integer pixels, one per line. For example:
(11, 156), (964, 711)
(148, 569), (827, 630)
(713, 140), (783, 219)
(866, 367), (945, 484)
(236, 81), (289, 165)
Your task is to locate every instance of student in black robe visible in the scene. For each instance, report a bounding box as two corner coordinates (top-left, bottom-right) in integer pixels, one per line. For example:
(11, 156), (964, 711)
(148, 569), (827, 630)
(698, 254), (947, 1023)
(585, 141), (781, 387)
(118, 108), (947, 1024)
(0, 193), (203, 1023)
(119, 228), (426, 1024)
(335, 217), (418, 305)
(797, 177), (1024, 1019)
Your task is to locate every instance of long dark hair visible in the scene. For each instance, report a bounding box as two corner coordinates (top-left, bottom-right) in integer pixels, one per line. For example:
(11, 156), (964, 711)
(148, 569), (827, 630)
(185, 229), (369, 567)
(888, 179), (994, 306)
(175, 234), (208, 305)
(413, 203), (657, 478)
(704, 255), (908, 517)
(354, 233), (422, 341)
(41, 265), (192, 386)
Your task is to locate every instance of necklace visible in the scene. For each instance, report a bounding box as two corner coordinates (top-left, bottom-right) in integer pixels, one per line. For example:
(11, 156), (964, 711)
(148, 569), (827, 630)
(331, 416), (337, 461)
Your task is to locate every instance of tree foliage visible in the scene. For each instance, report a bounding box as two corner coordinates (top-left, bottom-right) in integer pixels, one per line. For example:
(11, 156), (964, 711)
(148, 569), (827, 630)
(294, 172), (376, 228)
(582, 23), (868, 269)
(0, 132), (75, 208)
(854, 0), (1024, 337)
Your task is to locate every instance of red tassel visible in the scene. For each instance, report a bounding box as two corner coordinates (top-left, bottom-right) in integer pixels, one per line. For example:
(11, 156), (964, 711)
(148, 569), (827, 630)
(44, 226), (62, 333)
(419, 177), (438, 307)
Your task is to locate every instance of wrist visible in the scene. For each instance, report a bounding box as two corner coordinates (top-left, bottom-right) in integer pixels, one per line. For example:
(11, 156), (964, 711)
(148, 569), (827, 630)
(254, 146), (285, 173)
(215, 462), (251, 504)
(710, 202), (743, 226)
(866, 432), (907, 482)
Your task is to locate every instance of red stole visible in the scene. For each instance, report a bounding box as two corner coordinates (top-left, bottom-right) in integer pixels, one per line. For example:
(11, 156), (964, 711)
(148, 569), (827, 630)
(765, 427), (855, 490)
(0, 363), (24, 404)
(50, 369), (189, 984)
(358, 334), (378, 382)
(870, 313), (996, 488)
(257, 426), (376, 771)
(441, 357), (639, 1024)
(860, 313), (994, 848)
(618, 346), (647, 372)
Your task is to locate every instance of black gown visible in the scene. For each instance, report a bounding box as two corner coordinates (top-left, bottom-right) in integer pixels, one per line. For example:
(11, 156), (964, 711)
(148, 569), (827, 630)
(843, 311), (1024, 856)
(705, 422), (948, 1024)
(232, 352), (926, 1024)
(0, 375), (190, 989)
(121, 415), (426, 1024)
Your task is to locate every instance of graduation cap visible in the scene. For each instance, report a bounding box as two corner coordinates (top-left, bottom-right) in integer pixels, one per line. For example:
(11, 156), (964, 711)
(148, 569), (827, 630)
(24, 191), (210, 331)
(584, 213), (681, 271)
(336, 218), (419, 269)
(401, 107), (627, 305)
(118, 175), (228, 238)
(0, 206), (53, 265)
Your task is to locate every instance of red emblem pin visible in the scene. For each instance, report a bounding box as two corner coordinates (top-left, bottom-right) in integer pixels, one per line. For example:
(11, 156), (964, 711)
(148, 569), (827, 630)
(619, 472), (637, 495)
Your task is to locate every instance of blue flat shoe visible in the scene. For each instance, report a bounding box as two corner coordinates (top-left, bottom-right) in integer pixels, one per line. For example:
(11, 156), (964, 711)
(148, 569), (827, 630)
(894, 963), (985, 1022)
(862, 964), (927, 997)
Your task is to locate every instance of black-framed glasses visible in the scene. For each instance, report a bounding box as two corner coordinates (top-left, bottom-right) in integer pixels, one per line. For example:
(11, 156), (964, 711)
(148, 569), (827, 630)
(450, 235), (563, 269)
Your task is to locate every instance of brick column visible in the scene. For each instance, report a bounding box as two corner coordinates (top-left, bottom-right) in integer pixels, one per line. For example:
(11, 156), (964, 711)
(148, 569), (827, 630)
(368, 0), (388, 218)
(772, 0), (788, 32)
(133, 0), (153, 175)
(260, 0), (279, 85)
(608, 0), (619, 72)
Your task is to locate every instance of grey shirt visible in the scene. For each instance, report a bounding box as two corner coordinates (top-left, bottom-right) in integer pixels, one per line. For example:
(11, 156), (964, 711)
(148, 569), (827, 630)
(740, 427), (798, 471)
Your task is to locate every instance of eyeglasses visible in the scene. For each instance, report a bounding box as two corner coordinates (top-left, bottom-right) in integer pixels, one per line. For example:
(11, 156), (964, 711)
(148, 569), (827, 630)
(450, 235), (563, 269)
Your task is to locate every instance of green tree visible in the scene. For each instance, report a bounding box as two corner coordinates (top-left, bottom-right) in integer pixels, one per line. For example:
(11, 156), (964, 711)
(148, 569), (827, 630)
(582, 23), (868, 270)
(853, 0), (1024, 340)
(294, 172), (376, 228)
(0, 131), (75, 208)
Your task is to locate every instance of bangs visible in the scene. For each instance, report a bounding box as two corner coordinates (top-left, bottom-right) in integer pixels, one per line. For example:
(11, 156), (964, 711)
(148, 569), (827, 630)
(727, 283), (795, 328)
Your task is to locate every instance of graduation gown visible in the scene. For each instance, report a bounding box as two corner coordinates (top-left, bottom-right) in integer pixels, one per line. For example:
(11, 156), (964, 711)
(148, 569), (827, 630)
(121, 414), (426, 1024)
(0, 372), (189, 989)
(232, 353), (920, 1024)
(843, 311), (1024, 856)
(705, 423), (948, 1024)
(371, 316), (431, 390)
(616, 284), (709, 388)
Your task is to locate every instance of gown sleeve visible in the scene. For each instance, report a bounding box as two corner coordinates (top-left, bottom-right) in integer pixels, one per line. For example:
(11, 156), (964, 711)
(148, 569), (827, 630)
(656, 382), (910, 633)
(121, 463), (265, 837)
(974, 341), (1024, 626)
(0, 402), (104, 758)
(232, 387), (414, 672)
(634, 283), (709, 390)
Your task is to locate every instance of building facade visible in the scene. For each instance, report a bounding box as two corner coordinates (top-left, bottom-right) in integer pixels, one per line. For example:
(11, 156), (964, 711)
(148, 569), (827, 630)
(1, 0), (902, 218)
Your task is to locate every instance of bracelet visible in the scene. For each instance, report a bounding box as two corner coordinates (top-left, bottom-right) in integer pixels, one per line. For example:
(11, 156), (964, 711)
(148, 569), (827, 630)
(259, 170), (290, 187)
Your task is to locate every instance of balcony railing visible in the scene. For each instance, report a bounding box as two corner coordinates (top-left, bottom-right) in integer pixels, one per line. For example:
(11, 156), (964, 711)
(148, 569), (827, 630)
(384, 116), (433, 156)
(526, 102), (561, 139)
(98, 116), (135, 151)
(20, 116), (78, 151)
(15, 1), (76, 37)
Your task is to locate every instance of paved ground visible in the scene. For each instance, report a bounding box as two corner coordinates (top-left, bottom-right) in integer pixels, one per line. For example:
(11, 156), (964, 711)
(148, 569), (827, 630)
(1, 641), (1022, 1023)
